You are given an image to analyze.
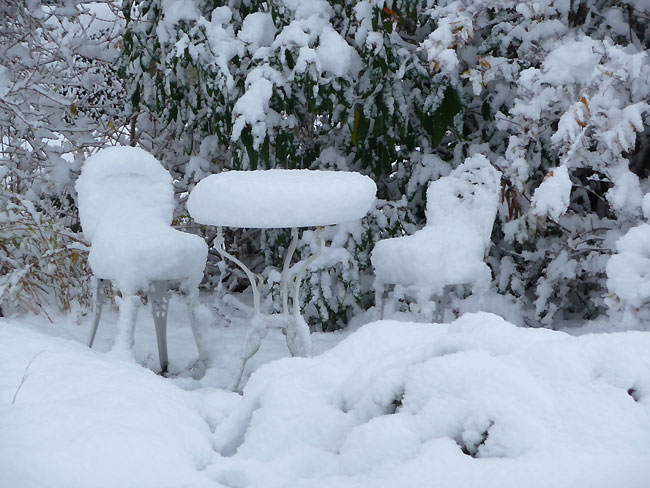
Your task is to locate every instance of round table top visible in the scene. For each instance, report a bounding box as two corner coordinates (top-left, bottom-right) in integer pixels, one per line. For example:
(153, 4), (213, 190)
(187, 169), (377, 228)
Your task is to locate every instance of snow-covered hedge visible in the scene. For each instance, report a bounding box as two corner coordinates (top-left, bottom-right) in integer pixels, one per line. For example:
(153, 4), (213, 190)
(0, 1), (127, 315)
(116, 0), (650, 328)
(2, 0), (649, 328)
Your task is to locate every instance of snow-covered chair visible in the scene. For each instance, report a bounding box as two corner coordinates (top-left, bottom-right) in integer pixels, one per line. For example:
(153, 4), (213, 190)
(372, 155), (501, 321)
(76, 146), (208, 373)
(606, 195), (650, 325)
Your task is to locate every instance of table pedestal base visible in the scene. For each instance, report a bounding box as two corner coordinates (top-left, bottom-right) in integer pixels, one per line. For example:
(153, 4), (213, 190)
(215, 226), (323, 390)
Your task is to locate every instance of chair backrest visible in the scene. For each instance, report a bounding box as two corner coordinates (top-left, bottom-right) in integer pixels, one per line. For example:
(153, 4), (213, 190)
(425, 154), (501, 248)
(76, 146), (174, 242)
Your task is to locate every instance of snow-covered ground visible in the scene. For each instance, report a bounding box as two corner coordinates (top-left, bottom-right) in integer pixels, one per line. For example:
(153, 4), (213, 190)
(1, 301), (649, 488)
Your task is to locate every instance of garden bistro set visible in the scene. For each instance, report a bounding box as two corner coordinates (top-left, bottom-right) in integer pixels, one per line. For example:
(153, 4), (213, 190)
(187, 169), (376, 388)
(77, 146), (500, 388)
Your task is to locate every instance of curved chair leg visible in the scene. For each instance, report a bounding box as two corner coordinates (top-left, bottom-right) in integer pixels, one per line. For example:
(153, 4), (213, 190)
(185, 288), (211, 365)
(150, 281), (171, 374)
(112, 294), (140, 360)
(88, 278), (107, 348)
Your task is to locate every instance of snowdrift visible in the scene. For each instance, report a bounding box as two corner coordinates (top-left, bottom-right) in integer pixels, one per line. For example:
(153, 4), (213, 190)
(2, 313), (650, 488)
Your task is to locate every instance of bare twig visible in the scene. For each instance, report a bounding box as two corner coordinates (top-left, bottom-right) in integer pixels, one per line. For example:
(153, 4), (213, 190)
(11, 350), (45, 404)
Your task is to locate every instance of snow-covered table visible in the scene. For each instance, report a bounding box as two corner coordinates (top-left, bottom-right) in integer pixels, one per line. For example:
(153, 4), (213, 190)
(188, 169), (376, 388)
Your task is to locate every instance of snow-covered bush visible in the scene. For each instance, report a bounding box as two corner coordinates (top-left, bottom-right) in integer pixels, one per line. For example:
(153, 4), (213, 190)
(0, 189), (91, 318)
(4, 0), (649, 327)
(421, 0), (650, 325)
(119, 0), (472, 326)
(120, 0), (648, 327)
(212, 313), (650, 485)
(0, 1), (127, 316)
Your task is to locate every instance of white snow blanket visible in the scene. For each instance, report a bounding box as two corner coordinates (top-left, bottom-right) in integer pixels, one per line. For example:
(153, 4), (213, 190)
(2, 312), (650, 488)
(76, 146), (207, 294)
(188, 169), (377, 228)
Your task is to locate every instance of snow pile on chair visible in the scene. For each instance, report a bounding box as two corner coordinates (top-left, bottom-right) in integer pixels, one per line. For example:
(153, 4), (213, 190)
(372, 154), (501, 292)
(76, 146), (207, 294)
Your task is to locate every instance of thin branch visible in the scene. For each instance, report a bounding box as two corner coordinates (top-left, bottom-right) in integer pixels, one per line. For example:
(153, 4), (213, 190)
(11, 350), (45, 404)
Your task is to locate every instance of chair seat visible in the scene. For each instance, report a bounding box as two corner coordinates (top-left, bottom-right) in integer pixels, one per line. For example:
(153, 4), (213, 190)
(89, 223), (208, 294)
(371, 226), (490, 293)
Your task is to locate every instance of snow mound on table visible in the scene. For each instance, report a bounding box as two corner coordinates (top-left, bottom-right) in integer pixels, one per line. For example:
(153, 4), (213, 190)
(0, 323), (221, 488)
(210, 313), (650, 488)
(188, 169), (377, 228)
(76, 146), (207, 294)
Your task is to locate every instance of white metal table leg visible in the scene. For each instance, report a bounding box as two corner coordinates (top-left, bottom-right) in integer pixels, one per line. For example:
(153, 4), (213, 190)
(215, 226), (261, 314)
(215, 227), (266, 389)
(217, 226), (322, 389)
(281, 228), (300, 315)
(286, 228), (324, 357)
(88, 277), (106, 347)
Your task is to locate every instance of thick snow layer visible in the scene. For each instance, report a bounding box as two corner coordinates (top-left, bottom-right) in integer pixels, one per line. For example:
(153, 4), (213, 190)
(188, 169), (377, 228)
(607, 223), (650, 308)
(531, 165), (572, 220)
(371, 225), (492, 291)
(89, 223), (207, 292)
(543, 39), (601, 85)
(212, 313), (650, 488)
(643, 193), (650, 219)
(76, 147), (174, 241)
(238, 12), (276, 49)
(2, 312), (650, 488)
(316, 26), (360, 77)
(76, 146), (207, 293)
(372, 155), (500, 290)
(158, 0), (201, 43)
(0, 323), (220, 488)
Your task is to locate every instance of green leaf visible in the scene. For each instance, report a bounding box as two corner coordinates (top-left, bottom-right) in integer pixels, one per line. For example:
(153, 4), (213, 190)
(241, 128), (258, 170)
(352, 109), (370, 146)
(276, 132), (287, 167)
(131, 83), (140, 109)
(261, 135), (270, 169)
(168, 104), (178, 122)
(122, 0), (131, 22)
(285, 50), (295, 70)
(423, 86), (462, 147)
(481, 100), (492, 121)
